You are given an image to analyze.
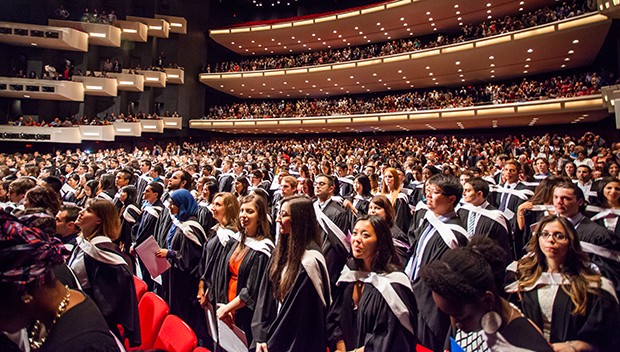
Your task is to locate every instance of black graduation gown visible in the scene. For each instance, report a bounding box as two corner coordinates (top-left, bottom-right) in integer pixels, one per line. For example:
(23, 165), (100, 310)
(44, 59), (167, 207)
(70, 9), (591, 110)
(197, 204), (217, 235)
(409, 216), (468, 352)
(520, 284), (619, 352)
(492, 182), (530, 226)
(154, 205), (173, 248)
(393, 192), (412, 234)
(576, 218), (620, 296)
(514, 207), (547, 257)
(457, 204), (513, 260)
(218, 173), (235, 193)
(81, 239), (141, 346)
(133, 200), (164, 290)
(327, 264), (418, 351)
(166, 216), (206, 332)
(344, 194), (372, 230)
(211, 237), (273, 345)
(390, 224), (410, 269)
(317, 200), (351, 289)
(251, 246), (330, 352)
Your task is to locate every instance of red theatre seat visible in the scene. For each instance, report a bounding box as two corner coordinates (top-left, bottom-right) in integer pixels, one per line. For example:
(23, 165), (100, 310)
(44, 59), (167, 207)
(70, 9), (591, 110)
(193, 347), (211, 352)
(126, 292), (169, 351)
(133, 276), (148, 301)
(153, 314), (198, 352)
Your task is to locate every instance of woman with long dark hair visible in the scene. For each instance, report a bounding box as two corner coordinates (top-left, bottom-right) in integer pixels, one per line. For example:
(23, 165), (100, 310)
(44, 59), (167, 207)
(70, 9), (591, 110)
(253, 195), (330, 352)
(368, 195), (409, 268)
(68, 199), (140, 346)
(343, 174), (373, 219)
(209, 194), (274, 346)
(587, 177), (620, 239)
(328, 215), (417, 351)
(509, 215), (619, 352)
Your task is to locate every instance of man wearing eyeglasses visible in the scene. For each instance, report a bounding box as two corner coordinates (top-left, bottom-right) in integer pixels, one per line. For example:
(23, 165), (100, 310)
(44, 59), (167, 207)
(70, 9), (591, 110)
(313, 174), (350, 289)
(553, 181), (620, 295)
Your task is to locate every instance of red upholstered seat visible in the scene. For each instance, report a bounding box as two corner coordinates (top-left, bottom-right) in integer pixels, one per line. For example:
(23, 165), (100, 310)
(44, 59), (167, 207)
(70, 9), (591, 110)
(153, 314), (198, 352)
(126, 292), (169, 351)
(193, 347), (211, 352)
(133, 276), (148, 301)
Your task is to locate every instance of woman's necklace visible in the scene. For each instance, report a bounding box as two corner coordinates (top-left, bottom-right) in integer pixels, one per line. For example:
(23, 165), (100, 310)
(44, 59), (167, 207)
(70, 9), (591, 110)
(29, 285), (71, 350)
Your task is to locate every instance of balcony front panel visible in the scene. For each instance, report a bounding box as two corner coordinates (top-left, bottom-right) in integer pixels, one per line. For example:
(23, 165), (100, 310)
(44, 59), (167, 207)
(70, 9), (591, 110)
(115, 20), (148, 42)
(126, 16), (169, 38)
(72, 76), (118, 96)
(48, 20), (121, 47)
(79, 125), (115, 141)
(0, 77), (84, 101)
(104, 72), (145, 92)
(113, 121), (142, 136)
(164, 68), (184, 84)
(0, 21), (88, 51)
(140, 119), (165, 133)
(154, 14), (187, 34)
(163, 117), (183, 130)
(136, 70), (167, 88)
(0, 126), (82, 143)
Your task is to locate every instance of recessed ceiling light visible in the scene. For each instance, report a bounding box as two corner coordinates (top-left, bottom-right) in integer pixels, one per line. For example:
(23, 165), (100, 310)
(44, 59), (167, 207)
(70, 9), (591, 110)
(564, 57), (570, 61)
(426, 66), (430, 69)
(561, 64), (566, 68)
(527, 48), (533, 53)
(568, 50), (574, 54)
(487, 3), (492, 7)
(572, 39), (580, 44)
(526, 57), (531, 61)
(454, 4), (459, 8)
(490, 64), (495, 67)
(489, 56), (494, 59)
(455, 61), (461, 65)
(426, 11), (431, 15)
(523, 70), (528, 73)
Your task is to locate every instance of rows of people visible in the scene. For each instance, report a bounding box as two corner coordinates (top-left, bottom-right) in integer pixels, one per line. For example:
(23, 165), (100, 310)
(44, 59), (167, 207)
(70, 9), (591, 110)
(205, 72), (607, 119)
(0, 130), (619, 351)
(207, 0), (595, 73)
(5, 111), (180, 127)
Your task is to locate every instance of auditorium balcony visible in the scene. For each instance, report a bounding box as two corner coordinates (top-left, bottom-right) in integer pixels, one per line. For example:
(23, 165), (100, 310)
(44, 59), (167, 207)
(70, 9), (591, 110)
(0, 21), (88, 51)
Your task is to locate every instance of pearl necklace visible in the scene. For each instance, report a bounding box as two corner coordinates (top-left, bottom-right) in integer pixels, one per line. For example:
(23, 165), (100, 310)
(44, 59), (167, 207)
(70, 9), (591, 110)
(29, 285), (71, 350)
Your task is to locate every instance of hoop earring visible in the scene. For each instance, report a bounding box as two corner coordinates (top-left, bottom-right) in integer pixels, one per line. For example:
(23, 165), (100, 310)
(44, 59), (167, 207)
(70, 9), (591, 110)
(480, 310), (502, 334)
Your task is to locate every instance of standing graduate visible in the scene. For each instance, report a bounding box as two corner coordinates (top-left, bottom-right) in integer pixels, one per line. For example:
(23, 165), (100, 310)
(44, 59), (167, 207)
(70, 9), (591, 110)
(211, 194), (274, 346)
(156, 189), (206, 333)
(508, 215), (619, 352)
(404, 174), (469, 351)
(368, 195), (410, 268)
(342, 174), (374, 228)
(252, 195), (331, 352)
(381, 168), (412, 234)
(328, 215), (417, 352)
(68, 199), (140, 347)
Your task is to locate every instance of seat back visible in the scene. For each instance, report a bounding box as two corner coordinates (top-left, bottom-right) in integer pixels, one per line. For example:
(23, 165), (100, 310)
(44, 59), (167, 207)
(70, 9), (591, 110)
(153, 314), (198, 352)
(126, 292), (169, 351)
(133, 275), (148, 301)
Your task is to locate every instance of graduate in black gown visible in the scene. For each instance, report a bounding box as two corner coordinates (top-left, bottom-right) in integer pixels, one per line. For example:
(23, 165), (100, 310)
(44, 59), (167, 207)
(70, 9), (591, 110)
(342, 174), (373, 229)
(313, 174), (351, 289)
(588, 177), (620, 240)
(252, 195), (331, 352)
(381, 167), (412, 234)
(131, 182), (165, 291)
(422, 237), (552, 352)
(368, 195), (410, 269)
(404, 174), (469, 351)
(155, 189), (206, 334)
(210, 194), (274, 346)
(0, 211), (121, 352)
(328, 215), (417, 352)
(507, 215), (619, 352)
(68, 199), (140, 346)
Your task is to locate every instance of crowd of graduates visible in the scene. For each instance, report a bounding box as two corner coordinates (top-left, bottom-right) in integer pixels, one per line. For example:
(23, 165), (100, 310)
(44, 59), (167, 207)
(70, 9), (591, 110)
(1, 130), (619, 351)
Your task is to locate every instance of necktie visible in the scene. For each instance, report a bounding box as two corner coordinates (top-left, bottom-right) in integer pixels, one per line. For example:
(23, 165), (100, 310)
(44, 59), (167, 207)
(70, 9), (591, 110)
(499, 185), (510, 210)
(467, 211), (476, 235)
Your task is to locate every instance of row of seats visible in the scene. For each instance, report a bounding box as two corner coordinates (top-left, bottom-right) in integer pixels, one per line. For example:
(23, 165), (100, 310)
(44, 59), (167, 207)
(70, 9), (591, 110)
(130, 276), (208, 352)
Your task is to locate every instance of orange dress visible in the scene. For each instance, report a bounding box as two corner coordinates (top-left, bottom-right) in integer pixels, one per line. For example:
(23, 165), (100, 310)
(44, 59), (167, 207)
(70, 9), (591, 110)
(227, 246), (248, 304)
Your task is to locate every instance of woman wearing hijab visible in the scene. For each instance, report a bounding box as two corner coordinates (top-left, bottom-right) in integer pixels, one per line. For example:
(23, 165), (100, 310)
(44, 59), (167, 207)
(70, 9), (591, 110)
(156, 189), (206, 331)
(0, 210), (121, 352)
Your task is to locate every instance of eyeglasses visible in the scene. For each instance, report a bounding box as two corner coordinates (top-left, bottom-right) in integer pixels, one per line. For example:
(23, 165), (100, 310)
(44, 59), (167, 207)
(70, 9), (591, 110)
(538, 231), (568, 241)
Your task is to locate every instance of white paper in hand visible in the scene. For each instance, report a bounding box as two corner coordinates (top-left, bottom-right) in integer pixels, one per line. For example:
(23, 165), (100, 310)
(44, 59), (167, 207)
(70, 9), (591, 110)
(134, 235), (171, 278)
(217, 319), (248, 352)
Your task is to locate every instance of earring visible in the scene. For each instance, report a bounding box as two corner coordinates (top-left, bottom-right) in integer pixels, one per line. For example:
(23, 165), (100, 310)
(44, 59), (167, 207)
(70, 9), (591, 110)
(21, 293), (33, 304)
(480, 310), (502, 334)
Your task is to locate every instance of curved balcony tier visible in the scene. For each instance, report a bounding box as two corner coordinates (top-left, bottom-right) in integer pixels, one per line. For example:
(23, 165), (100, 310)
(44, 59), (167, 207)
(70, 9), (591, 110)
(210, 0), (556, 55)
(0, 126), (82, 143)
(200, 14), (610, 99)
(190, 95), (606, 134)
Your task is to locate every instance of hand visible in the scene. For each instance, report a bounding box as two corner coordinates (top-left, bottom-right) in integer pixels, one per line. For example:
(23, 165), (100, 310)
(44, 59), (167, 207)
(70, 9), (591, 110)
(216, 303), (234, 327)
(517, 201), (533, 215)
(256, 343), (269, 352)
(343, 199), (353, 210)
(552, 342), (576, 352)
(129, 245), (136, 255)
(155, 249), (168, 258)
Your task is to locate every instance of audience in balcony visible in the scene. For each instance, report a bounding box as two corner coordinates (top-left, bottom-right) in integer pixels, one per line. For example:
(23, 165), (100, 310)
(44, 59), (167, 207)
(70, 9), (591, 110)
(207, 0), (596, 73)
(205, 71), (607, 120)
(80, 8), (117, 24)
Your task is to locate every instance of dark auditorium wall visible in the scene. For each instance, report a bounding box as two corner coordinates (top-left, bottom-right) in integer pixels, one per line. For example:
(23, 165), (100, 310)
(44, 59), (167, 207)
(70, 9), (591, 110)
(0, 0), (209, 128)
